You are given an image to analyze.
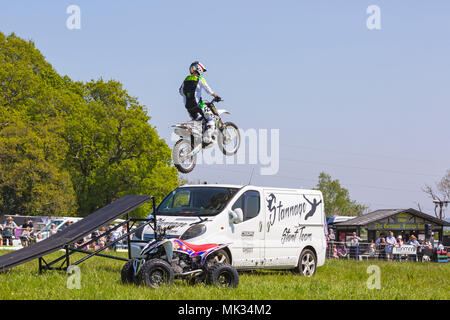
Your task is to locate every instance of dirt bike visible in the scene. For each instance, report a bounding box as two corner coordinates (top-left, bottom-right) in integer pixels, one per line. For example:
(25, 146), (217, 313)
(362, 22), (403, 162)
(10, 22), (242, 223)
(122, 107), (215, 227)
(172, 98), (241, 174)
(121, 223), (239, 289)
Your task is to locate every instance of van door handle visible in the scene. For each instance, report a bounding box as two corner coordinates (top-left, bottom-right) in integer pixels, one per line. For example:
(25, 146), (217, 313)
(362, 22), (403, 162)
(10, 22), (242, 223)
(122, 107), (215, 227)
(259, 221), (262, 232)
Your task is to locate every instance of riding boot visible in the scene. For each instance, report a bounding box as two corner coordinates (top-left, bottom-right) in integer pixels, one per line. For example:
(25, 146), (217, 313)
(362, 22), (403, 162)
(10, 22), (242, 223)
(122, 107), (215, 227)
(203, 125), (214, 144)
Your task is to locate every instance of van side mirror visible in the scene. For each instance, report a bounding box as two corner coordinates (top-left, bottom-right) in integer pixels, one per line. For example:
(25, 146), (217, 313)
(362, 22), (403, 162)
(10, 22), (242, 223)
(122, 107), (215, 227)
(229, 208), (243, 224)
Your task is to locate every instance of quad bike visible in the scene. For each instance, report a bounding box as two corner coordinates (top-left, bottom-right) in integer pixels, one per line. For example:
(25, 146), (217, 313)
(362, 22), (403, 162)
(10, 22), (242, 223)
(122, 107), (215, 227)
(172, 98), (241, 174)
(121, 224), (239, 289)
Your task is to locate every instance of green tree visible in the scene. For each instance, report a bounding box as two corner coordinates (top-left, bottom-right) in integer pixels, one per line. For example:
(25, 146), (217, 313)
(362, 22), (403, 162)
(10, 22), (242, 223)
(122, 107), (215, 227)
(315, 172), (367, 217)
(0, 32), (78, 216)
(0, 119), (77, 216)
(64, 79), (179, 216)
(0, 32), (179, 217)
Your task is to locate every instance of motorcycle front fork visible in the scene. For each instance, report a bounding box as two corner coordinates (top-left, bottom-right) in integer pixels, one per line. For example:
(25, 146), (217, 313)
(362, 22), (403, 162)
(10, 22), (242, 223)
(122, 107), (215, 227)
(186, 134), (203, 157)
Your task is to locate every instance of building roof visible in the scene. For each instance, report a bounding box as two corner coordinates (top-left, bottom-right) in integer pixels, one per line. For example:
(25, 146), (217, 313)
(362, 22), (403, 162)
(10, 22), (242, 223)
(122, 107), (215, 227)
(333, 208), (450, 227)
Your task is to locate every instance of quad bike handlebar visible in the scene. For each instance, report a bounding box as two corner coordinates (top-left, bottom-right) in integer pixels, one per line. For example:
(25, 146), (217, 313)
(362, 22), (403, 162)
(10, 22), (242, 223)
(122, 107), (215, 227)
(154, 224), (177, 241)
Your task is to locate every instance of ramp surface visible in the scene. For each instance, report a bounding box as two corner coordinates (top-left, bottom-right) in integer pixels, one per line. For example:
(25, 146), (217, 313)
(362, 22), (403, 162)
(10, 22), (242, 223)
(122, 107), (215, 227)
(0, 195), (151, 272)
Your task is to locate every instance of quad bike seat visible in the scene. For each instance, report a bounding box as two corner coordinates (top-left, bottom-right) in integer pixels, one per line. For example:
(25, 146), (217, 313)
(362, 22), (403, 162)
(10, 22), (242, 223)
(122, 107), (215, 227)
(177, 239), (219, 253)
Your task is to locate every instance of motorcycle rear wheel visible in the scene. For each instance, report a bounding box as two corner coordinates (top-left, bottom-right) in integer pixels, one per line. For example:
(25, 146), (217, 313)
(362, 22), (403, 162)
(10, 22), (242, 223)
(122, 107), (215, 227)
(173, 139), (197, 174)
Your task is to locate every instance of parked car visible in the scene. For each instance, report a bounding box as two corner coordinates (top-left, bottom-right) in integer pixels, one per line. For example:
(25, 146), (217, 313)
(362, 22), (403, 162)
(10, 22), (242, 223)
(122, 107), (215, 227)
(39, 217), (83, 239)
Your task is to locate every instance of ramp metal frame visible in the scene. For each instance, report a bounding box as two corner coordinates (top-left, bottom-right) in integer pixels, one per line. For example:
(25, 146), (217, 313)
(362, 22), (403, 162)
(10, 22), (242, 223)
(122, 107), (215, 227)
(37, 197), (157, 273)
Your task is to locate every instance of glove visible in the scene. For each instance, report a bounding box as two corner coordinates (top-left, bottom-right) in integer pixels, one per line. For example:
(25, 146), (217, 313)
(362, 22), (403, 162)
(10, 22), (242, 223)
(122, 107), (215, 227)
(213, 95), (222, 102)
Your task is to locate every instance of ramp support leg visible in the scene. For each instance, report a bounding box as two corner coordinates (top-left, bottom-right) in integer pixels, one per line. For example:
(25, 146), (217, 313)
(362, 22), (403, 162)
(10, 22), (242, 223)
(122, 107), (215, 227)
(65, 246), (70, 269)
(126, 213), (131, 260)
(39, 257), (42, 274)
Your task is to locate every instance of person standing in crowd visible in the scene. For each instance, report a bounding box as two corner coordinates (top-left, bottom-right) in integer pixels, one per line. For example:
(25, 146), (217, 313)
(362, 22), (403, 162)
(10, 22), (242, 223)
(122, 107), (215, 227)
(109, 224), (122, 251)
(49, 223), (57, 236)
(22, 219), (34, 234)
(408, 235), (420, 262)
(20, 226), (33, 247)
(375, 233), (385, 246)
(98, 226), (108, 248)
(327, 228), (335, 258)
(98, 238), (108, 251)
(327, 228), (335, 242)
(332, 244), (339, 259)
(349, 232), (362, 260)
(22, 219), (35, 243)
(121, 224), (128, 246)
(35, 233), (43, 243)
(337, 243), (348, 259)
(369, 240), (376, 259)
(417, 239), (425, 261)
(91, 228), (101, 245)
(397, 235), (404, 246)
(2, 216), (18, 246)
(378, 237), (386, 260)
(0, 223), (3, 245)
(64, 220), (72, 231)
(421, 241), (434, 262)
(394, 235), (404, 261)
(385, 231), (396, 261)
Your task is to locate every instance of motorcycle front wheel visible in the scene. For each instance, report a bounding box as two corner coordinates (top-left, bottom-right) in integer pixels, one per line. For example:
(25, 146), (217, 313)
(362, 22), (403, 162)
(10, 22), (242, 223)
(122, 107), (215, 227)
(173, 139), (197, 174)
(218, 122), (240, 156)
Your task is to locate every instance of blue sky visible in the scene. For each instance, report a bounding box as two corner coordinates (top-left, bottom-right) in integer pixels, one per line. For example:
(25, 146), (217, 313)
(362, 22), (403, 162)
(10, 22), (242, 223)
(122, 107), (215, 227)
(1, 0), (449, 215)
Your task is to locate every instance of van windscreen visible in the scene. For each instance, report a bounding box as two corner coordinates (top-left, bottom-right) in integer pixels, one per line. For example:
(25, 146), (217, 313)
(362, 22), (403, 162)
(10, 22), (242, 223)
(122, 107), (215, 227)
(157, 187), (238, 216)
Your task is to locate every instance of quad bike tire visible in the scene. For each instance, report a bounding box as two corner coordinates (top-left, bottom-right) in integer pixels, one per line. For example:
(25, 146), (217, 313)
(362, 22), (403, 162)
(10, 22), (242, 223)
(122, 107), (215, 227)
(121, 259), (137, 284)
(218, 122), (240, 156)
(173, 139), (197, 174)
(189, 250), (232, 285)
(137, 258), (175, 288)
(206, 263), (239, 288)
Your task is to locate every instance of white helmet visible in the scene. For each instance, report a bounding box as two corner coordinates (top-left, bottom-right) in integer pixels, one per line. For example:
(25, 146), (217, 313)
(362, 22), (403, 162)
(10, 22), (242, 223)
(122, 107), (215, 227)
(189, 61), (207, 75)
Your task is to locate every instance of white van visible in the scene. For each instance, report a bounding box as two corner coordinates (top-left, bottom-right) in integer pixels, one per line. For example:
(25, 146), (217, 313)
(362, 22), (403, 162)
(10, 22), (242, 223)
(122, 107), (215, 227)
(131, 184), (327, 276)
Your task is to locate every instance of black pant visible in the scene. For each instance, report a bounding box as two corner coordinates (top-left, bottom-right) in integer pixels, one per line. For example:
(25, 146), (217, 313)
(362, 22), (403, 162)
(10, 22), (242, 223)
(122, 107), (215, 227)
(186, 105), (203, 120)
(2, 236), (13, 246)
(350, 246), (359, 260)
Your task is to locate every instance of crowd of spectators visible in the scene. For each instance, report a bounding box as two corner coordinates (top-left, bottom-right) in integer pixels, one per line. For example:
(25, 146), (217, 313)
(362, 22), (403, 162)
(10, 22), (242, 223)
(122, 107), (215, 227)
(1, 216), (129, 251)
(327, 228), (447, 262)
(1, 216), (40, 247)
(72, 224), (129, 252)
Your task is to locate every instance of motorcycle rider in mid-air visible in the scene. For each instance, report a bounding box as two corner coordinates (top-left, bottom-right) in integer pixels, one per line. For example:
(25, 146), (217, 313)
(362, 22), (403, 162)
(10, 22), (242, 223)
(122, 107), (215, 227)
(179, 61), (222, 144)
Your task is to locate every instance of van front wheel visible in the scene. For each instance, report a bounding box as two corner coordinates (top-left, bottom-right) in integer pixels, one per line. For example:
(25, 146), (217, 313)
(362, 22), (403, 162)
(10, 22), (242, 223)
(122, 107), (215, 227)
(294, 249), (317, 277)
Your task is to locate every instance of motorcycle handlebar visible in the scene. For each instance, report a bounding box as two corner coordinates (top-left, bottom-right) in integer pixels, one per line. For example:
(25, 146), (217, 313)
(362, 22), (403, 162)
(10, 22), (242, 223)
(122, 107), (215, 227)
(206, 97), (223, 104)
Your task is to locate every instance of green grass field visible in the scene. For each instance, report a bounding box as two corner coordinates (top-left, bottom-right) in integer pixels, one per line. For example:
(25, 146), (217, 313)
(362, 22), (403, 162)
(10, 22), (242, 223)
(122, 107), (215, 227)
(0, 250), (449, 300)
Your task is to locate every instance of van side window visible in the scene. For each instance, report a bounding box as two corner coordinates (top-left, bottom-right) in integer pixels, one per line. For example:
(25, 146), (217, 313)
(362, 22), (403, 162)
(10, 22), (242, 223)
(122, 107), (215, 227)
(231, 191), (260, 222)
